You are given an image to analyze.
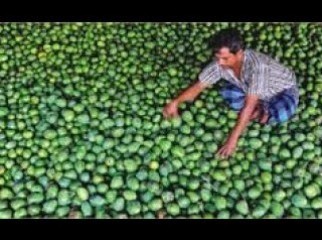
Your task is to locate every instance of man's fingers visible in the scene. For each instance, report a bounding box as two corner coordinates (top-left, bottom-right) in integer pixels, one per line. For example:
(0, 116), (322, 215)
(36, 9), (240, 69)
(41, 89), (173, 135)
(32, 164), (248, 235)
(167, 110), (179, 119)
(216, 148), (221, 156)
(221, 153), (228, 159)
(163, 106), (176, 118)
(162, 107), (168, 117)
(218, 148), (223, 154)
(163, 107), (171, 119)
(220, 149), (227, 158)
(223, 150), (232, 158)
(217, 147), (225, 157)
(218, 147), (230, 159)
(172, 112), (179, 118)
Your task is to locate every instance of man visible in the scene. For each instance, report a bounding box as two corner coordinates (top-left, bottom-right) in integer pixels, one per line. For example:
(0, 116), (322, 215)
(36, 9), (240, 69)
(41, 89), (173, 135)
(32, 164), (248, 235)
(163, 28), (299, 158)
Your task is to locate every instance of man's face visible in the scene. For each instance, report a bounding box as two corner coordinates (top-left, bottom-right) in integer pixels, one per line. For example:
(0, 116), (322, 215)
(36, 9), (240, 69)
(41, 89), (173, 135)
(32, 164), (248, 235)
(214, 47), (242, 69)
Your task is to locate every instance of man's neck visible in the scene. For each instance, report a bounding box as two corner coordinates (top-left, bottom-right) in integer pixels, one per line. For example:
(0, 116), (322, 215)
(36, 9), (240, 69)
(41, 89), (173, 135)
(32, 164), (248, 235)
(231, 52), (245, 80)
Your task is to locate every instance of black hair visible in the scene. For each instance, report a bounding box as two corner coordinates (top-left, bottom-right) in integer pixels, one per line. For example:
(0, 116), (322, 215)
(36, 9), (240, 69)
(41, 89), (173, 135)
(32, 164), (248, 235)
(210, 28), (245, 54)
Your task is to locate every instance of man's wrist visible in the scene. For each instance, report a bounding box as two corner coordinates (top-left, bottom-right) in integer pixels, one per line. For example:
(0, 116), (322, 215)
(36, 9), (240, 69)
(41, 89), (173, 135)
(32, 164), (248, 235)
(229, 132), (239, 143)
(173, 98), (180, 105)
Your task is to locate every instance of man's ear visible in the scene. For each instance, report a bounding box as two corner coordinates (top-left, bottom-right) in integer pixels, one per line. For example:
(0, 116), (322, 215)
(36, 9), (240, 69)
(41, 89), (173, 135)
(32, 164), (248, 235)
(236, 49), (243, 57)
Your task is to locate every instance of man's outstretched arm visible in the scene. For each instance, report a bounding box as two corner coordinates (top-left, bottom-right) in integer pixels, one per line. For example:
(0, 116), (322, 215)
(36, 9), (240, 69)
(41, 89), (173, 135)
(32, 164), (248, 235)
(217, 94), (259, 158)
(163, 80), (208, 118)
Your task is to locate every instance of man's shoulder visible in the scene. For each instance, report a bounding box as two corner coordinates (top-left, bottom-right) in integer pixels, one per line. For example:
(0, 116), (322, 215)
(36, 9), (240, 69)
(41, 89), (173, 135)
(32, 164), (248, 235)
(246, 48), (294, 75)
(202, 60), (220, 70)
(246, 48), (276, 66)
(246, 48), (268, 59)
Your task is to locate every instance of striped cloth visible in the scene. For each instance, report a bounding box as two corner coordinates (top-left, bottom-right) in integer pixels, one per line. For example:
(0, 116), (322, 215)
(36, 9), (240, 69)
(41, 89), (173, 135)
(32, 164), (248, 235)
(220, 82), (298, 124)
(199, 49), (299, 102)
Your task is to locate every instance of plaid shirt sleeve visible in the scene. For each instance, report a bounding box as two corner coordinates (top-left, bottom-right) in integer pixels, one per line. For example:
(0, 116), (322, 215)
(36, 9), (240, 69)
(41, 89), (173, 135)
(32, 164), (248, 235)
(198, 61), (222, 85)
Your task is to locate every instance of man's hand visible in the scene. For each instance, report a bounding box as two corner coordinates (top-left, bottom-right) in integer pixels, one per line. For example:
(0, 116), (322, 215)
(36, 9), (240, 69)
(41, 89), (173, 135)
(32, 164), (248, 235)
(217, 137), (238, 158)
(163, 100), (179, 119)
(162, 81), (207, 119)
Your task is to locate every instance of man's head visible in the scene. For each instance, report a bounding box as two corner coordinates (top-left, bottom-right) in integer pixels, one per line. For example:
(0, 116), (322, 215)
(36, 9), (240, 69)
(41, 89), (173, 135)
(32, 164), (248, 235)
(210, 28), (245, 68)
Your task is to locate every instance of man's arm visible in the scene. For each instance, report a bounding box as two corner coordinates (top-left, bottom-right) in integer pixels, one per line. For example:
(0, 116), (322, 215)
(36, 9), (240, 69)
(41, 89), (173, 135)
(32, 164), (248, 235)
(163, 80), (208, 118)
(217, 94), (259, 158)
(175, 80), (209, 104)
